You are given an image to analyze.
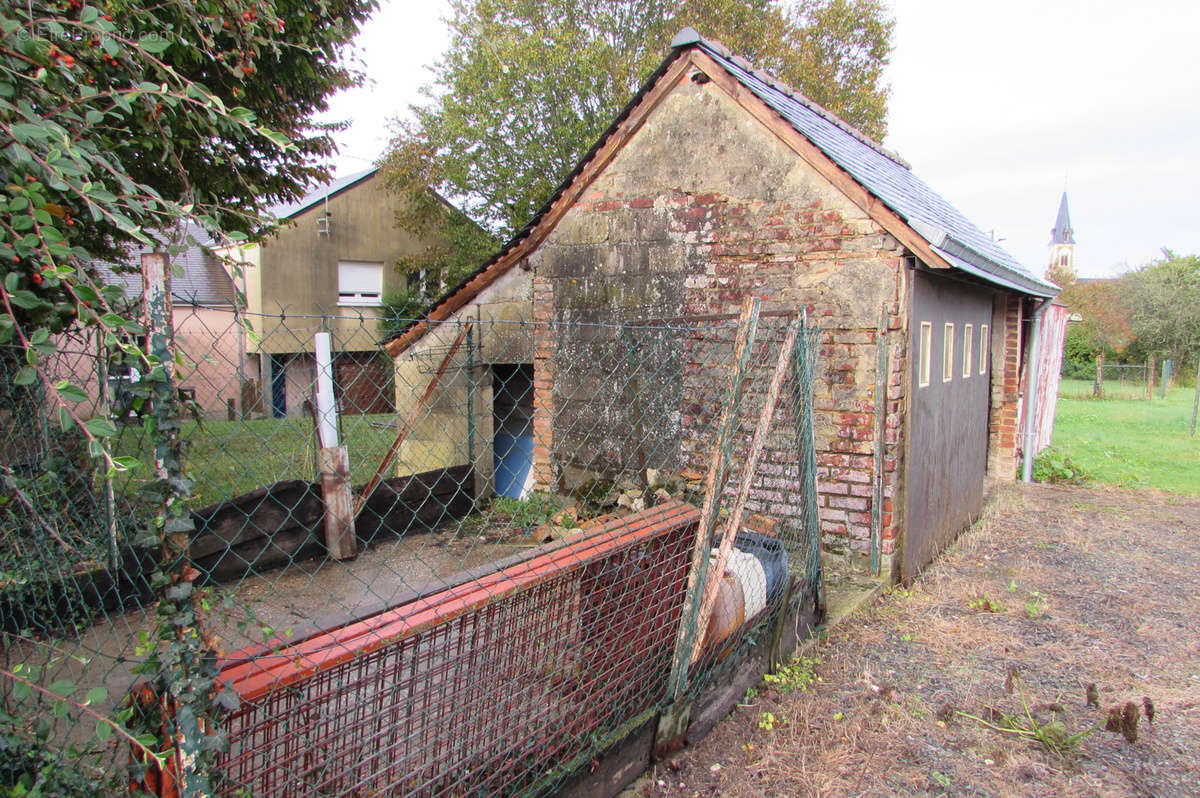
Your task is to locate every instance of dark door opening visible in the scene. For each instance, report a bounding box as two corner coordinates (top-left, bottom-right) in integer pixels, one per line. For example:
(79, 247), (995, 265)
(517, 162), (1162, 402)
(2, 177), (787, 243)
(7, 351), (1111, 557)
(270, 354), (287, 418)
(492, 363), (534, 498)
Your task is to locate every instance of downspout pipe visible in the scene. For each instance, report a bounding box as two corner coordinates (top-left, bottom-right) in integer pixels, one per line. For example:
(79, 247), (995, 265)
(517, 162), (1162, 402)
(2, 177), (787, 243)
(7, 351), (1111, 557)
(1021, 298), (1054, 482)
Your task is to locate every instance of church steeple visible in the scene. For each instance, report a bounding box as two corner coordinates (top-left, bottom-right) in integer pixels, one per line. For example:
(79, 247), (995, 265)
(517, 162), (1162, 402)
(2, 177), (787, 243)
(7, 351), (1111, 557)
(1050, 192), (1075, 244)
(1046, 191), (1077, 285)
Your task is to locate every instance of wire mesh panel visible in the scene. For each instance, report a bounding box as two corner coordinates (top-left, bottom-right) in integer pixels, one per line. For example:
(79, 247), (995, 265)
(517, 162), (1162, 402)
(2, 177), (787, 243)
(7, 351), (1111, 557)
(2, 305), (823, 796)
(215, 502), (696, 797)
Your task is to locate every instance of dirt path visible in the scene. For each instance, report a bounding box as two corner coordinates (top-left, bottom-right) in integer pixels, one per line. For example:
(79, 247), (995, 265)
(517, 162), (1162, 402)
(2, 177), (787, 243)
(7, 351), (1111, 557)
(641, 483), (1200, 797)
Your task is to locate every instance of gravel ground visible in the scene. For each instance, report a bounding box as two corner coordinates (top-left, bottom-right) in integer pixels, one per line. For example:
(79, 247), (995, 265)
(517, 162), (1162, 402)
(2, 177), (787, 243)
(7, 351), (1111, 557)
(640, 482), (1200, 797)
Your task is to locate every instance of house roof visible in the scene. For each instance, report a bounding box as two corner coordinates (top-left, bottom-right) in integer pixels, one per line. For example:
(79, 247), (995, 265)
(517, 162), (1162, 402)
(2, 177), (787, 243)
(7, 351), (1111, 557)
(1050, 191), (1075, 244)
(385, 29), (1056, 354)
(266, 168), (377, 220)
(93, 223), (235, 306)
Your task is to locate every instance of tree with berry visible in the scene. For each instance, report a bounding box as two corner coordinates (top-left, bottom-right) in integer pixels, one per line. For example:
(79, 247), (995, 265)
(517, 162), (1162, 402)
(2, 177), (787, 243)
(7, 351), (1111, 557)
(1, 1), (373, 793)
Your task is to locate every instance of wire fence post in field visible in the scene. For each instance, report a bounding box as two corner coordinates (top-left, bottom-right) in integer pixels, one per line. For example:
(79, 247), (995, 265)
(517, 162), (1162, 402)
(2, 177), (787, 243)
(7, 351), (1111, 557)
(1094, 353), (1103, 398)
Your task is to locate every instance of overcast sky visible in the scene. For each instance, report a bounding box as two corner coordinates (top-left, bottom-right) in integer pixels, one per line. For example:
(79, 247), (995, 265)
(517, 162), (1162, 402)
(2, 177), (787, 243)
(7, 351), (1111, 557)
(321, 0), (1200, 279)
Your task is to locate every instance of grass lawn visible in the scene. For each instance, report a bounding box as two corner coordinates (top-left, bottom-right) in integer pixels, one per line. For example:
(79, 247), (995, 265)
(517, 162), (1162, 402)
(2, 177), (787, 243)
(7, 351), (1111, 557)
(1049, 377), (1200, 496)
(112, 413), (406, 508)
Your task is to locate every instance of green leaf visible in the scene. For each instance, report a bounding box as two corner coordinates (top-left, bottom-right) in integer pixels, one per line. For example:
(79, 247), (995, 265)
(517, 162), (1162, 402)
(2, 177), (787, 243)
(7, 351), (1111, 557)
(9, 290), (44, 309)
(55, 381), (89, 403)
(9, 123), (47, 143)
(111, 456), (142, 471)
(48, 679), (75, 698)
(12, 680), (31, 701)
(95, 719), (114, 742)
(85, 686), (108, 705)
(80, 6), (99, 23)
(13, 366), (36, 386)
(139, 34), (171, 55)
(84, 417), (119, 438)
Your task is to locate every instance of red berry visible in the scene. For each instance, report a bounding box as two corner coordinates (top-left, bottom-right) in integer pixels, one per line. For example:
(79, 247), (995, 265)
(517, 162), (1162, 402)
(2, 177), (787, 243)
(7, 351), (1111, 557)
(31, 273), (42, 285)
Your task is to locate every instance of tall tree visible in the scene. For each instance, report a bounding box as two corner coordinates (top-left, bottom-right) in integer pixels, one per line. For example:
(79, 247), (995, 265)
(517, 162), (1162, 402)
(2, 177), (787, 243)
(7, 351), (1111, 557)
(1, 0), (376, 334)
(1124, 250), (1200, 367)
(1, 4), (372, 788)
(1057, 277), (1134, 361)
(381, 0), (894, 298)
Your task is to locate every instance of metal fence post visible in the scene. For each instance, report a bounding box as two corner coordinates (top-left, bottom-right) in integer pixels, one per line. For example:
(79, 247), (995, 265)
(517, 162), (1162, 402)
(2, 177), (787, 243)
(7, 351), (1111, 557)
(870, 307), (886, 577)
(793, 313), (824, 619)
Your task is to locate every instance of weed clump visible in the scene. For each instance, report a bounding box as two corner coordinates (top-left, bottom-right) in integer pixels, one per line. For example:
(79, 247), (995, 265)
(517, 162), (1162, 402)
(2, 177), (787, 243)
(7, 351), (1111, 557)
(1031, 448), (1089, 485)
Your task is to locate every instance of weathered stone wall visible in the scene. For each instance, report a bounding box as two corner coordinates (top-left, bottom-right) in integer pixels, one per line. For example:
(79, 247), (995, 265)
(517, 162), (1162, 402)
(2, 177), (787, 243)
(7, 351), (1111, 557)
(526, 74), (909, 564)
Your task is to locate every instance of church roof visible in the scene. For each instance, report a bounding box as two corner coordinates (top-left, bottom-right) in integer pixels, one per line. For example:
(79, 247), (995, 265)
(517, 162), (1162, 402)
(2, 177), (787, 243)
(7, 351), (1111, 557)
(1050, 191), (1075, 244)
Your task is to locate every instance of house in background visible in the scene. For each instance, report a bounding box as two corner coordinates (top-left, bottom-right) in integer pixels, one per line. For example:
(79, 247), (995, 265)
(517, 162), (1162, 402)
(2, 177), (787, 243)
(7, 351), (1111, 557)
(222, 167), (462, 418)
(71, 225), (244, 419)
(383, 30), (1061, 581)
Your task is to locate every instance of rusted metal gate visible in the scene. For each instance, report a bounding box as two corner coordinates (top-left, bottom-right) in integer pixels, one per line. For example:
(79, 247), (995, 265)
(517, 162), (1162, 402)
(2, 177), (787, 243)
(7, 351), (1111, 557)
(904, 272), (994, 579)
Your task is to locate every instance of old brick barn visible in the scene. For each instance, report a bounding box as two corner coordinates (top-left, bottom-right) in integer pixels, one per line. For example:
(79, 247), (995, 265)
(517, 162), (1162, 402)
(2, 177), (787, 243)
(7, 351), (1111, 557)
(384, 29), (1059, 582)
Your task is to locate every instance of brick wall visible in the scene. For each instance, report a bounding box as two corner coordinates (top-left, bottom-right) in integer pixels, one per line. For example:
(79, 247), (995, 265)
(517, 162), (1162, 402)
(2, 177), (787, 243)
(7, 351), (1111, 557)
(526, 76), (909, 564)
(987, 293), (1024, 478)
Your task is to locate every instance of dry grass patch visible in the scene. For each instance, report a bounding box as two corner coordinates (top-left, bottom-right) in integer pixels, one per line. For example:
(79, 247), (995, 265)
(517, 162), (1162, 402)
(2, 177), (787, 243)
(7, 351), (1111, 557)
(640, 483), (1200, 797)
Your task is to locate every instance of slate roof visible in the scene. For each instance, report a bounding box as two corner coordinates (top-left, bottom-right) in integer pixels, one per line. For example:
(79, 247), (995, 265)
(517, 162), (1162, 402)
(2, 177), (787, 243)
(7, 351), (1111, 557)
(266, 168), (377, 220)
(93, 223), (235, 306)
(1050, 191), (1075, 244)
(384, 29), (1057, 348)
(677, 30), (1057, 297)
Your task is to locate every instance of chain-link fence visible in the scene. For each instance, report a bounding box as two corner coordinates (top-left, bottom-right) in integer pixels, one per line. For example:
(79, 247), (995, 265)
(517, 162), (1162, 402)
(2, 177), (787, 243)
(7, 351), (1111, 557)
(2, 301), (823, 796)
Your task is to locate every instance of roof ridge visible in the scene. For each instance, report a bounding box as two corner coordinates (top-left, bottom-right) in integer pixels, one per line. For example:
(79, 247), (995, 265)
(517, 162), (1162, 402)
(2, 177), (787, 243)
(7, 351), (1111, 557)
(673, 28), (910, 170)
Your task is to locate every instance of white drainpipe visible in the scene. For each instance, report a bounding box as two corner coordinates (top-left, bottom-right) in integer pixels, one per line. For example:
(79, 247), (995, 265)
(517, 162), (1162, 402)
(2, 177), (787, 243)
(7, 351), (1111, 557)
(1021, 298), (1053, 482)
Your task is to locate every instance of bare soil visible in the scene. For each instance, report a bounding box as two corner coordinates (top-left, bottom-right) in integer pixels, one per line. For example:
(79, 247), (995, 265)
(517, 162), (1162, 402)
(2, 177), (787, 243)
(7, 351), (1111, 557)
(640, 482), (1200, 797)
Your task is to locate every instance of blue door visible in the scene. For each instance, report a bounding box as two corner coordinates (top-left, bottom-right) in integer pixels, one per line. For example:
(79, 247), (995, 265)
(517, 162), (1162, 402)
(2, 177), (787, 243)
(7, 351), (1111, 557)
(492, 364), (534, 498)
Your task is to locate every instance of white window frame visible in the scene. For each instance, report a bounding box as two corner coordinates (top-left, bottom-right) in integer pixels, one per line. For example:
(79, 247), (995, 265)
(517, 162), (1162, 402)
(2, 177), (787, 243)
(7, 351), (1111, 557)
(337, 261), (384, 306)
(942, 323), (955, 383)
(918, 321), (932, 388)
(979, 324), (989, 375)
(963, 323), (974, 378)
